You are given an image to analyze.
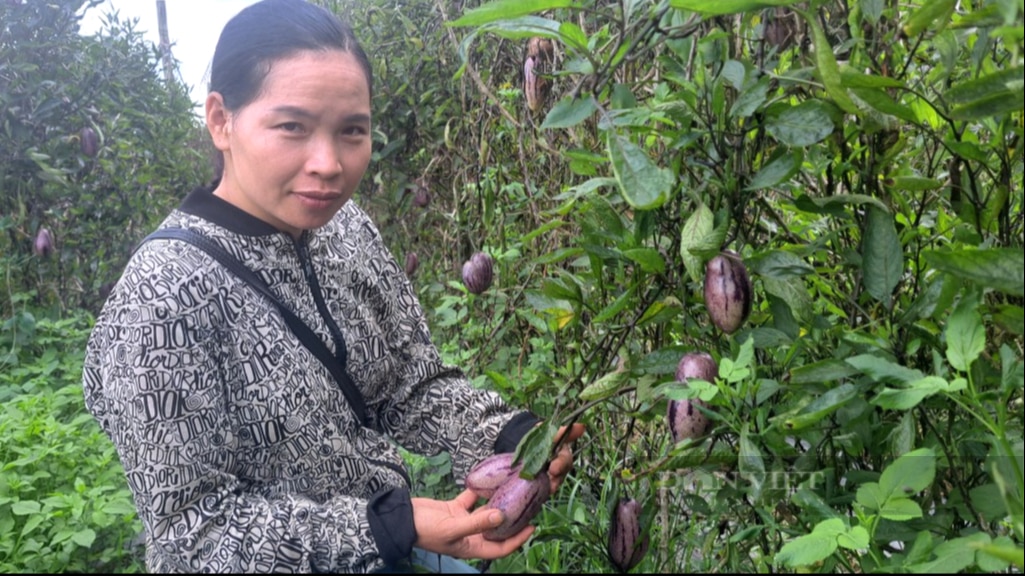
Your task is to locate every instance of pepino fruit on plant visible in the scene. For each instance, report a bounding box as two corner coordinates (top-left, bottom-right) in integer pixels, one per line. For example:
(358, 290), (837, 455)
(80, 127), (99, 158)
(704, 249), (753, 334)
(462, 251), (494, 295)
(667, 352), (717, 444)
(33, 227), (54, 257)
(608, 497), (649, 572)
(481, 469), (551, 541)
(465, 452), (522, 499)
(404, 252), (419, 277)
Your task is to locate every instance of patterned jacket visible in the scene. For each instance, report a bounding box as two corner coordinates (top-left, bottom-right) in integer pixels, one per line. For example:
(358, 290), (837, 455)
(82, 187), (537, 573)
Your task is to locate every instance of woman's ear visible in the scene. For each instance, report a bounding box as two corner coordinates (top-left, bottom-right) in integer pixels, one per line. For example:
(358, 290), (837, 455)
(206, 92), (231, 152)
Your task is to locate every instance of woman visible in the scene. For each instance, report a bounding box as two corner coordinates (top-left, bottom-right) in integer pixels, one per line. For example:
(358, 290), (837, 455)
(82, 0), (584, 572)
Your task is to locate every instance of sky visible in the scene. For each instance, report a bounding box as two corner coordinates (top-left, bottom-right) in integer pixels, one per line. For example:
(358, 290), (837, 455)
(78, 0), (261, 117)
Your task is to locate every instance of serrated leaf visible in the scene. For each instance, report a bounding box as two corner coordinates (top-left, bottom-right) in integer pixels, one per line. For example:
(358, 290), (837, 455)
(862, 206), (903, 308)
(542, 96), (598, 129)
(608, 133), (674, 211)
(924, 248), (1024, 297)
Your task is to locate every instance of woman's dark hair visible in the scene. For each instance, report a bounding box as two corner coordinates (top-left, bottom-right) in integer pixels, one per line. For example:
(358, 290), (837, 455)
(209, 0), (373, 111)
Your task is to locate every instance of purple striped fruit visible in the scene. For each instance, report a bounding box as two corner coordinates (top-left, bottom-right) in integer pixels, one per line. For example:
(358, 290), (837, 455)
(462, 252), (494, 295)
(668, 352), (717, 444)
(481, 470), (551, 541)
(405, 252), (419, 277)
(80, 127), (98, 158)
(465, 452), (522, 499)
(704, 250), (753, 334)
(33, 227), (54, 257)
(608, 497), (649, 572)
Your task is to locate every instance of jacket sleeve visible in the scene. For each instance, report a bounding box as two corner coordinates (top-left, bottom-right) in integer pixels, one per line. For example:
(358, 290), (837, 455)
(82, 257), (413, 573)
(344, 210), (540, 480)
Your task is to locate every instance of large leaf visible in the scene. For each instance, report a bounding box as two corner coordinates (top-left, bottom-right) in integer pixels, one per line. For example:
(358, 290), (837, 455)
(924, 248), (1025, 297)
(745, 148), (803, 191)
(902, 0), (957, 37)
(847, 353), (923, 384)
(800, 10), (861, 116)
(607, 133), (674, 210)
(880, 447), (936, 496)
(542, 96), (598, 129)
(669, 0), (801, 15)
(765, 100), (836, 146)
(747, 249), (815, 279)
(946, 68), (1024, 104)
(449, 0), (577, 27)
(778, 383), (859, 431)
(680, 202), (715, 283)
(862, 206), (903, 308)
(946, 293), (985, 372)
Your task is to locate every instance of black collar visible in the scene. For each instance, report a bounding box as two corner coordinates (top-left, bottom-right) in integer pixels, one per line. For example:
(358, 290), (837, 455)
(179, 184), (284, 236)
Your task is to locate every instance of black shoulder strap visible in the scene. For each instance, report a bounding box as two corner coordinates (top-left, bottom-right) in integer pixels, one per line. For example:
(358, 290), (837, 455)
(138, 227), (370, 428)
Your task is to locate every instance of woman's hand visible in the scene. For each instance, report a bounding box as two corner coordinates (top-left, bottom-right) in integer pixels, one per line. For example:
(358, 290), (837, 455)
(546, 423), (586, 494)
(411, 490), (533, 560)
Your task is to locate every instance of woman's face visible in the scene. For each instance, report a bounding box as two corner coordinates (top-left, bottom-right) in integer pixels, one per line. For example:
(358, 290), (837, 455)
(206, 50), (372, 238)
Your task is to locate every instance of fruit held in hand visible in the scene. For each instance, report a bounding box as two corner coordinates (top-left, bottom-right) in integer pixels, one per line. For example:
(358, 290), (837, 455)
(668, 352), (717, 444)
(608, 497), (649, 572)
(466, 452), (522, 499)
(704, 250), (752, 334)
(482, 469), (551, 541)
(462, 252), (494, 295)
(33, 227), (54, 257)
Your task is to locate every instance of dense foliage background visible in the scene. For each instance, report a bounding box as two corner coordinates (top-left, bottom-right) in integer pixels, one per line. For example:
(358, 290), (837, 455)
(1, 0), (1022, 572)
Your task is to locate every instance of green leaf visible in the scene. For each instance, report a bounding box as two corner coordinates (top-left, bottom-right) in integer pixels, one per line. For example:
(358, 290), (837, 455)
(579, 370), (629, 401)
(909, 533), (990, 573)
(745, 149), (803, 191)
(607, 133), (674, 211)
(790, 359), (859, 385)
(622, 248), (666, 274)
(975, 542), (1023, 570)
(775, 528), (838, 568)
(680, 202), (715, 284)
(739, 425), (766, 498)
(541, 96), (598, 129)
(946, 294), (985, 372)
(669, 0), (801, 15)
(449, 0), (576, 27)
(840, 67), (905, 88)
(1001, 344), (1024, 393)
(871, 377), (948, 410)
(11, 500), (41, 515)
(879, 496), (923, 521)
(765, 100), (836, 146)
(747, 249), (814, 279)
(731, 76), (771, 118)
(924, 248), (1025, 297)
(780, 383), (859, 431)
(800, 10), (861, 116)
(847, 353), (923, 385)
(71, 528), (96, 548)
(799, 193), (891, 213)
(950, 90), (1025, 121)
(762, 275), (812, 326)
(856, 482), (886, 511)
(946, 68), (1023, 104)
(513, 419), (559, 477)
(902, 0), (957, 37)
(880, 447), (936, 496)
(862, 206), (903, 308)
(838, 526), (870, 550)
(593, 285), (638, 323)
(884, 176), (944, 191)
(851, 87), (920, 124)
